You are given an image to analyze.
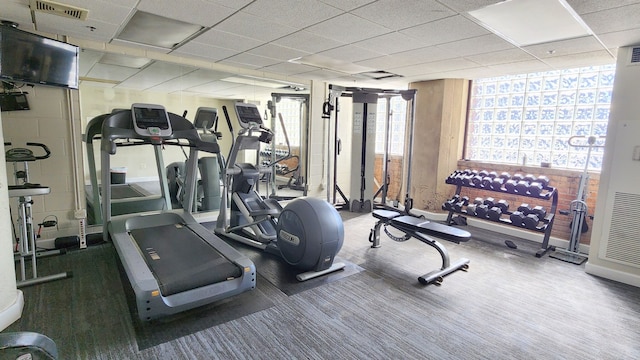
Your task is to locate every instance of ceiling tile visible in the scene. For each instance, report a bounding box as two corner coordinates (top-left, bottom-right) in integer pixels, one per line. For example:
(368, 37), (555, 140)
(434, 0), (503, 12)
(435, 34), (515, 57)
(148, 69), (232, 92)
(390, 57), (482, 76)
(399, 15), (490, 46)
(318, 0), (377, 11)
(523, 36), (609, 58)
(599, 28), (640, 48)
(354, 32), (432, 55)
(204, 0), (254, 10)
(581, 4), (640, 34)
(487, 59), (554, 75)
(352, 0), (455, 30)
(371, 46), (458, 68)
(304, 13), (391, 43)
(85, 63), (139, 81)
(242, 0), (343, 29)
(465, 48), (536, 66)
(214, 12), (297, 42)
(295, 68), (348, 81)
(219, 53), (282, 69)
(260, 62), (319, 76)
(186, 80), (245, 94)
(137, 0), (236, 27)
(318, 44), (385, 63)
(272, 31), (346, 53)
(117, 62), (198, 90)
(248, 44), (310, 61)
(186, 29), (263, 52)
(566, 0), (639, 14)
(172, 43), (240, 62)
(542, 50), (616, 69)
(78, 49), (105, 76)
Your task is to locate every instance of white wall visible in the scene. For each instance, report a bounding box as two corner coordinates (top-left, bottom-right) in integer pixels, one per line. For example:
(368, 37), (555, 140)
(586, 46), (640, 287)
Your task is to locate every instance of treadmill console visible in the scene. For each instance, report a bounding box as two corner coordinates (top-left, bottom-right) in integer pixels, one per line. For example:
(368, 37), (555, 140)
(131, 103), (172, 138)
(235, 102), (263, 129)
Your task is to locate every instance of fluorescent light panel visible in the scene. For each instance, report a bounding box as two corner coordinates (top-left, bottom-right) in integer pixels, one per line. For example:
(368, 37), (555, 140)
(117, 11), (203, 49)
(468, 0), (593, 47)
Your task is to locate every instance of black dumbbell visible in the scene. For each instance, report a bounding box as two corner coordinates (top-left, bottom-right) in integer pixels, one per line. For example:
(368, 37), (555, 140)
(510, 211), (525, 226)
(484, 197), (495, 208)
(471, 174), (484, 187)
(522, 213), (540, 230)
(505, 179), (518, 193)
(488, 206), (503, 221)
(461, 174), (475, 186)
(537, 175), (550, 187)
(528, 181), (543, 196)
(532, 205), (546, 219)
(496, 199), (509, 213)
(445, 171), (460, 184)
(466, 204), (477, 216)
(453, 196), (470, 211)
(524, 174), (536, 183)
(475, 204), (490, 218)
(512, 173), (525, 182)
(515, 180), (529, 194)
(481, 176), (493, 188)
(442, 195), (460, 211)
(478, 170), (489, 178)
(517, 203), (532, 215)
(473, 197), (484, 205)
(490, 177), (504, 191)
(488, 171), (499, 179)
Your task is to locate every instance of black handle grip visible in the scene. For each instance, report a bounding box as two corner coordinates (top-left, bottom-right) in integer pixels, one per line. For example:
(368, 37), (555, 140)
(25, 142), (51, 159)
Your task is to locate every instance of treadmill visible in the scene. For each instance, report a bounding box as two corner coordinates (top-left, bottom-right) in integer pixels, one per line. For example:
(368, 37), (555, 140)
(84, 113), (166, 225)
(100, 103), (256, 321)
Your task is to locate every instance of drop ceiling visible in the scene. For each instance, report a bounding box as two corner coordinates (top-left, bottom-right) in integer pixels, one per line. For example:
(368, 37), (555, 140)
(3, 0), (640, 98)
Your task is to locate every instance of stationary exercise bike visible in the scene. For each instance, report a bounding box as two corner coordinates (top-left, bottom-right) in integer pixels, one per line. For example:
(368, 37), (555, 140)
(5, 142), (71, 287)
(215, 102), (345, 281)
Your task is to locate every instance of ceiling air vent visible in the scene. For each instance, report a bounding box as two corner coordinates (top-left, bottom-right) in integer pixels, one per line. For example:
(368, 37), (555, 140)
(30, 0), (89, 20)
(630, 47), (640, 64)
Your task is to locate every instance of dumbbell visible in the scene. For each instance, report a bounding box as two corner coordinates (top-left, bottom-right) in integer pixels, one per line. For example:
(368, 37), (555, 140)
(481, 176), (493, 188)
(475, 204), (490, 219)
(522, 213), (540, 230)
(490, 177), (504, 191)
(505, 179), (518, 193)
(484, 197), (495, 208)
(523, 174), (537, 183)
(527, 181), (543, 196)
(453, 196), (470, 212)
(471, 174), (484, 187)
(442, 195), (460, 211)
(517, 203), (532, 215)
(445, 171), (459, 184)
(488, 171), (499, 179)
(473, 197), (484, 205)
(531, 205), (546, 219)
(515, 180), (530, 194)
(488, 206), (503, 221)
(478, 170), (489, 178)
(510, 211), (526, 227)
(466, 203), (478, 216)
(512, 173), (525, 182)
(536, 175), (550, 187)
(495, 199), (509, 213)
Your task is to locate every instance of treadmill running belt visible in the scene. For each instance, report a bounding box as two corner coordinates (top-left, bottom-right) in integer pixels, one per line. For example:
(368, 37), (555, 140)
(129, 224), (242, 296)
(110, 184), (145, 199)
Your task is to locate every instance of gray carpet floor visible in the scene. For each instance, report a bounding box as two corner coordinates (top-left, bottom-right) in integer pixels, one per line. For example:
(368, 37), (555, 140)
(5, 212), (640, 359)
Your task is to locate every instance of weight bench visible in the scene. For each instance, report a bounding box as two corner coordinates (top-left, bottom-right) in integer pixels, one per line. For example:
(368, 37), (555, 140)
(370, 209), (471, 285)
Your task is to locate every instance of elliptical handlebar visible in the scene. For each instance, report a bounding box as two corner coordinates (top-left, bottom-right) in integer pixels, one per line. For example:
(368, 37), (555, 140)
(25, 142), (51, 159)
(5, 142), (51, 162)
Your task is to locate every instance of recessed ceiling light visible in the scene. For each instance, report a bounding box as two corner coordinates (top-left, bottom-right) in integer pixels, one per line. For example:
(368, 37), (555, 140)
(468, 0), (593, 46)
(116, 11), (203, 49)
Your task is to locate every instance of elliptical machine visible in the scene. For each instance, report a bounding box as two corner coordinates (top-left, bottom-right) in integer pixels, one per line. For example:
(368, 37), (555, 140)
(215, 102), (345, 281)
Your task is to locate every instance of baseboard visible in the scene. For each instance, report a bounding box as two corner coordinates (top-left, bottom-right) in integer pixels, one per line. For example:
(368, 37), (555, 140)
(0, 290), (23, 331)
(585, 262), (640, 288)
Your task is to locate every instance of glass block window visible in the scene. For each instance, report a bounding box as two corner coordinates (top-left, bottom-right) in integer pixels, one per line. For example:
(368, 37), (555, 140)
(275, 98), (301, 147)
(376, 96), (408, 155)
(466, 64), (615, 170)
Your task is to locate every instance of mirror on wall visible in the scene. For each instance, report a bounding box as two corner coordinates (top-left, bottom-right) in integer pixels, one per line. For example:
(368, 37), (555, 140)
(77, 49), (311, 226)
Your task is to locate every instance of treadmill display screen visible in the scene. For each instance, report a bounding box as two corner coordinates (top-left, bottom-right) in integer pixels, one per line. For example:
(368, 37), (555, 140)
(133, 107), (170, 129)
(131, 103), (172, 137)
(236, 104), (262, 127)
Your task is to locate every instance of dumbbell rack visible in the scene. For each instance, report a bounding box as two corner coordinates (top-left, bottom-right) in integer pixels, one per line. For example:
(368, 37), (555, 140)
(444, 171), (558, 258)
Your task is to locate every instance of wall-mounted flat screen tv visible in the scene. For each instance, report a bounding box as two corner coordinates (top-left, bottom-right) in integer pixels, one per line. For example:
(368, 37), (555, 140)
(0, 25), (79, 89)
